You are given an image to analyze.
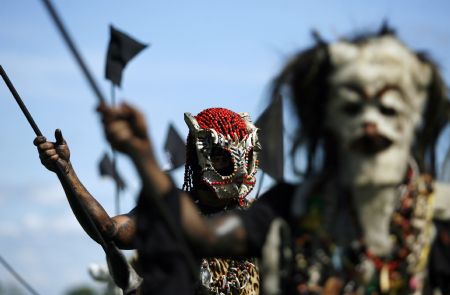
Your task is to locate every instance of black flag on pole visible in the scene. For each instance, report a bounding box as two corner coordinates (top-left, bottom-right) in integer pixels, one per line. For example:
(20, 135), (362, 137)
(99, 153), (127, 190)
(164, 123), (186, 170)
(105, 25), (148, 87)
(255, 95), (284, 181)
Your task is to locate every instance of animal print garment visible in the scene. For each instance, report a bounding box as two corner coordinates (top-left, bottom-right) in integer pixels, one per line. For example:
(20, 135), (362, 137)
(200, 257), (259, 294)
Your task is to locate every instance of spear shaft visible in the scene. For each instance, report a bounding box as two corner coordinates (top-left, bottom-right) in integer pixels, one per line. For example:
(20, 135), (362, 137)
(0, 67), (42, 136)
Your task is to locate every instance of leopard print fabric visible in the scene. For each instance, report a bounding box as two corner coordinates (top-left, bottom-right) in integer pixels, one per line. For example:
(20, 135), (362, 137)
(200, 257), (260, 294)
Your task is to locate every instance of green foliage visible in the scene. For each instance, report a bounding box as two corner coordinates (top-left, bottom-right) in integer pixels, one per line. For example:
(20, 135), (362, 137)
(64, 284), (100, 295)
(0, 281), (25, 295)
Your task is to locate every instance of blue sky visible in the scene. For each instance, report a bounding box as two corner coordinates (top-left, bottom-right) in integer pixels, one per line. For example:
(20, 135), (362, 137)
(1, 0), (450, 294)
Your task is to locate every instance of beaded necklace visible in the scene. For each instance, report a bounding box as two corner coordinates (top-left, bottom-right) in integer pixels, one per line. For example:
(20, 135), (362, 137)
(293, 171), (435, 295)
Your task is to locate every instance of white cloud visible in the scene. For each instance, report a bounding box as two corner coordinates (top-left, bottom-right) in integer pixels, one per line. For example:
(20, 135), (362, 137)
(52, 214), (81, 234)
(0, 222), (20, 238)
(2, 52), (74, 80)
(33, 184), (66, 206)
(22, 212), (81, 234)
(129, 59), (271, 86)
(23, 213), (46, 231)
(0, 182), (68, 205)
(0, 190), (7, 207)
(0, 51), (94, 102)
(0, 182), (90, 238)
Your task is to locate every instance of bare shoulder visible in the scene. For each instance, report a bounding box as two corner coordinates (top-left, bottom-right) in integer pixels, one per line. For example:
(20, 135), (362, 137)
(433, 181), (450, 220)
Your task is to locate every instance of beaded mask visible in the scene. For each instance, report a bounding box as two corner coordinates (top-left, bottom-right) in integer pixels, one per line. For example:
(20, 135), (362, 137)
(184, 108), (260, 204)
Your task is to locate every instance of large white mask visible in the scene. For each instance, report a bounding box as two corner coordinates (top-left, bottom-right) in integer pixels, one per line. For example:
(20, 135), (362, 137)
(325, 36), (432, 186)
(184, 109), (260, 204)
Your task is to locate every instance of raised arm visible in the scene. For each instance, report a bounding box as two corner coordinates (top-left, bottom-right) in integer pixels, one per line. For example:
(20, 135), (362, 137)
(33, 129), (136, 249)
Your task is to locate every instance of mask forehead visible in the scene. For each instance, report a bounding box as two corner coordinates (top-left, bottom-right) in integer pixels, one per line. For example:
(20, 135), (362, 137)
(326, 36), (432, 140)
(329, 36), (431, 115)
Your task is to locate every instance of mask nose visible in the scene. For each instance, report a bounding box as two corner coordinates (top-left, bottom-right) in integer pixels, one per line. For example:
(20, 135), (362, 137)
(235, 175), (244, 187)
(363, 122), (378, 136)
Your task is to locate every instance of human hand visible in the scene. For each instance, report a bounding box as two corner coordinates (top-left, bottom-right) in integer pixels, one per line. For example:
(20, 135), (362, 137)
(33, 129), (70, 173)
(97, 102), (151, 157)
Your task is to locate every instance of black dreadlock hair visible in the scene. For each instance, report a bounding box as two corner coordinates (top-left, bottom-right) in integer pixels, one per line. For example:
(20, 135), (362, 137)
(182, 134), (201, 193)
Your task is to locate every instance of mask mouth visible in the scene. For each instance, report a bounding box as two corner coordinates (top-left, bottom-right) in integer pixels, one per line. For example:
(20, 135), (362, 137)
(216, 167), (234, 176)
(210, 147), (234, 176)
(349, 134), (393, 155)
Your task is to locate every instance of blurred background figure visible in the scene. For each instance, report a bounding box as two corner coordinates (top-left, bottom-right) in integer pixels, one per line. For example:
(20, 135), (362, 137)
(267, 25), (450, 294)
(89, 263), (123, 295)
(88, 252), (140, 295)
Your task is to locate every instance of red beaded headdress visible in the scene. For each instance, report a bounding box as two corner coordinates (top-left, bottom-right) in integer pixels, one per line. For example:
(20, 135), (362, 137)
(195, 108), (249, 140)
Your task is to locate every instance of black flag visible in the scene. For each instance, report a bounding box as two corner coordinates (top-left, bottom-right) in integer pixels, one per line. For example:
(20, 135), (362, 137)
(164, 123), (186, 170)
(255, 95), (284, 181)
(105, 25), (148, 87)
(99, 153), (127, 190)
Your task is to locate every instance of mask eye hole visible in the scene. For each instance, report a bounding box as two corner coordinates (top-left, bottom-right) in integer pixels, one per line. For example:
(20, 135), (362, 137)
(210, 147), (234, 176)
(342, 102), (362, 116)
(379, 105), (398, 117)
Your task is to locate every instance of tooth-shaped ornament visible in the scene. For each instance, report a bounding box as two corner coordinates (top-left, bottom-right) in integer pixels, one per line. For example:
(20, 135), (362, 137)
(184, 112), (202, 135)
(210, 129), (219, 144)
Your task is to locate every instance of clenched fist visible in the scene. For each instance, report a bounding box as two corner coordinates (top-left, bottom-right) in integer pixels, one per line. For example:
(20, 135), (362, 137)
(97, 102), (151, 157)
(33, 129), (71, 173)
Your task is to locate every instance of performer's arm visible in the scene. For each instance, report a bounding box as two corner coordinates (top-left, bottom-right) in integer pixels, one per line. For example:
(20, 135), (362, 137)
(33, 130), (136, 249)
